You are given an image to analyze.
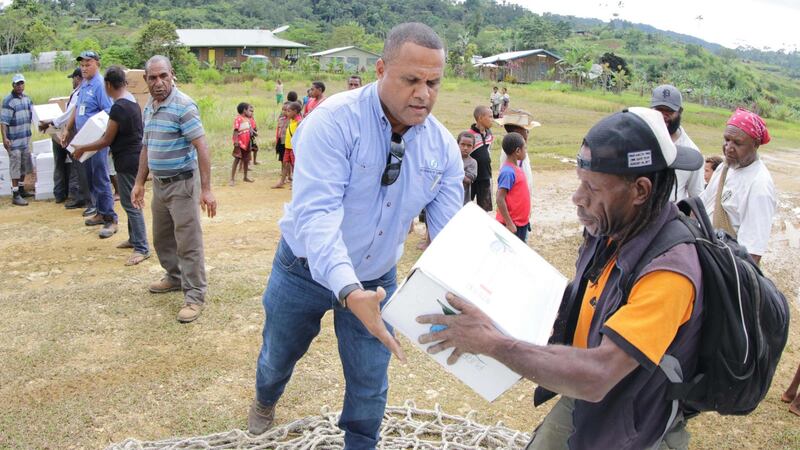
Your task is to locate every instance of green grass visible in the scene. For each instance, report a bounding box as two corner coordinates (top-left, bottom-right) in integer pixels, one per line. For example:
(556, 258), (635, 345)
(17, 70), (800, 171)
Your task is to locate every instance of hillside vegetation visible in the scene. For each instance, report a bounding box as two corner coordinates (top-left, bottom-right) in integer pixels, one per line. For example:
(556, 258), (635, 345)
(1, 0), (799, 120)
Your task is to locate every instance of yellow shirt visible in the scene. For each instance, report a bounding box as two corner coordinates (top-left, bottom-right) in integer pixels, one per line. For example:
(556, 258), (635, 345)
(285, 118), (298, 150)
(573, 257), (695, 365)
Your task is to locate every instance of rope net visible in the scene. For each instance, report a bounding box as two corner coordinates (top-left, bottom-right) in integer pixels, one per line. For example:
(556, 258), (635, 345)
(107, 400), (531, 450)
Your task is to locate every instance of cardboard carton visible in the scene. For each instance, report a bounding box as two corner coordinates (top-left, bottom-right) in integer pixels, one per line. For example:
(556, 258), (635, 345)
(133, 92), (150, 111)
(125, 69), (148, 94)
(48, 96), (70, 113)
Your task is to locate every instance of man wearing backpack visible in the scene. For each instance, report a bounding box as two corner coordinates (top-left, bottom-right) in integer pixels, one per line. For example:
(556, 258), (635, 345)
(418, 107), (706, 449)
(699, 108), (775, 265)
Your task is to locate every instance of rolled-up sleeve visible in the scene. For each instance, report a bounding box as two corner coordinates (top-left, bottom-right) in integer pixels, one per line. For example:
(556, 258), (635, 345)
(425, 138), (465, 240)
(290, 110), (359, 296)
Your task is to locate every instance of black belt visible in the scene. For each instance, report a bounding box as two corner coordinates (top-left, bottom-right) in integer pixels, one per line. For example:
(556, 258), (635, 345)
(156, 171), (193, 184)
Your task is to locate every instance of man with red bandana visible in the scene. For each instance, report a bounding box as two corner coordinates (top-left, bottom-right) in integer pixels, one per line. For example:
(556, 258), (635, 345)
(700, 108), (776, 264)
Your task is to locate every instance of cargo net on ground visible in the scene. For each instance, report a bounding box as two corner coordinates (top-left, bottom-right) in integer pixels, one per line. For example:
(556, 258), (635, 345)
(107, 400), (531, 450)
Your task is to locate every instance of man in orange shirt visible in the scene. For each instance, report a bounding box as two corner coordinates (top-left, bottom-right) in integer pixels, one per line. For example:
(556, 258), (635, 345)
(419, 107), (705, 449)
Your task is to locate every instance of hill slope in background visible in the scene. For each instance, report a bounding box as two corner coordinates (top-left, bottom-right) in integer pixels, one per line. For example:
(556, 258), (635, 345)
(2, 0), (798, 119)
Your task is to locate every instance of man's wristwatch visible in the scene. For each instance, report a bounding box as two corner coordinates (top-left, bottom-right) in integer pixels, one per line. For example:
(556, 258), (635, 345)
(337, 283), (363, 308)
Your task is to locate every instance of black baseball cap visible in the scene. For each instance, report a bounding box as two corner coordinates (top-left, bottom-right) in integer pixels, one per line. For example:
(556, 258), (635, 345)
(578, 107), (703, 175)
(76, 50), (100, 62)
(67, 68), (82, 79)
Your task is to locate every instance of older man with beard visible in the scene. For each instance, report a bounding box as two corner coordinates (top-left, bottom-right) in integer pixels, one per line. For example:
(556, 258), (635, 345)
(700, 108), (776, 265)
(650, 84), (704, 202)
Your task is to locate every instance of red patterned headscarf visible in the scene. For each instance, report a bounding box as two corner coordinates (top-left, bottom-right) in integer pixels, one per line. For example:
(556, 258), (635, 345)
(726, 108), (770, 145)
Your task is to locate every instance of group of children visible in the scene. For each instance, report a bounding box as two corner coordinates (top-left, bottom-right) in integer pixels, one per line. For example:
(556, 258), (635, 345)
(229, 90), (303, 188)
(457, 125), (530, 243)
(232, 85), (530, 243)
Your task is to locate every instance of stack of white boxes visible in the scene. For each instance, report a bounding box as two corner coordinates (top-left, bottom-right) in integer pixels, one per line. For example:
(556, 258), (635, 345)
(0, 146), (11, 197)
(32, 139), (55, 200)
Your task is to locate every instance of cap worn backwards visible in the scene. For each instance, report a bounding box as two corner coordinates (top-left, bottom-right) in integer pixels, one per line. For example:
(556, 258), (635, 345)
(579, 107), (703, 175)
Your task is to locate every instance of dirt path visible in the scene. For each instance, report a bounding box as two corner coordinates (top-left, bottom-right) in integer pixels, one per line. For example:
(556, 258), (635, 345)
(0, 152), (799, 448)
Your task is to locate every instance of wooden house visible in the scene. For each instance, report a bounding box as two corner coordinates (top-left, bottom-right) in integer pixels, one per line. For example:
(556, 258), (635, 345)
(176, 29), (307, 69)
(309, 46), (381, 72)
(476, 49), (562, 83)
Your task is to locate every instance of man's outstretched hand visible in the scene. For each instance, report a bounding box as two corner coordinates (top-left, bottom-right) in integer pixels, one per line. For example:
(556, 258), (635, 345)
(347, 286), (406, 362)
(417, 293), (505, 365)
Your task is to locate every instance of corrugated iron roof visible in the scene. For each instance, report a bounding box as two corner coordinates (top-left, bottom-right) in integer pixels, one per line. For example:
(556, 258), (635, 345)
(176, 29), (307, 48)
(478, 49), (561, 64)
(309, 46), (381, 57)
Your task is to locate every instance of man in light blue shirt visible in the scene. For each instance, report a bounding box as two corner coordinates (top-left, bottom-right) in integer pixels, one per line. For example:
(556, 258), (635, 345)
(249, 23), (464, 449)
(64, 50), (117, 237)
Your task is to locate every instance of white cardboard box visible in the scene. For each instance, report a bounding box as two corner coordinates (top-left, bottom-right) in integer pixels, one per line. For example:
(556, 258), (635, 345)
(381, 203), (568, 401)
(67, 111), (109, 162)
(32, 103), (64, 129)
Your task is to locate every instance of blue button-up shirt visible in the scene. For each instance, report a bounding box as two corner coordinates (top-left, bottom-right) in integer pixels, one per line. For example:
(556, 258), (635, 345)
(280, 82), (464, 297)
(76, 73), (112, 131)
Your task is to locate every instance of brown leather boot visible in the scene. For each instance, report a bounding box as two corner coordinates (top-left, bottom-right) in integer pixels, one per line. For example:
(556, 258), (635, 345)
(176, 303), (203, 323)
(248, 400), (276, 435)
(149, 278), (181, 293)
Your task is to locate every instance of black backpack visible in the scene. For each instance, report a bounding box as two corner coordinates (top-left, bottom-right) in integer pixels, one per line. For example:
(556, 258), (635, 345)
(624, 197), (790, 416)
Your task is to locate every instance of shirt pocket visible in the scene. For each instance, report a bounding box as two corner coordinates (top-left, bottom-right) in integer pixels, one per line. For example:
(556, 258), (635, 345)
(418, 166), (445, 199)
(343, 161), (383, 213)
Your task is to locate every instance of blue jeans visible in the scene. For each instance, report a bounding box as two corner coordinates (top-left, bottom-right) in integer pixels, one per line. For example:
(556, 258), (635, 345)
(256, 238), (396, 450)
(85, 148), (117, 222)
(117, 172), (149, 254)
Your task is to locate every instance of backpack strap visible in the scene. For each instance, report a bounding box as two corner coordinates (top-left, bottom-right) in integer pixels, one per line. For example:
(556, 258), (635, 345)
(650, 354), (685, 450)
(711, 165), (738, 238)
(620, 216), (696, 300)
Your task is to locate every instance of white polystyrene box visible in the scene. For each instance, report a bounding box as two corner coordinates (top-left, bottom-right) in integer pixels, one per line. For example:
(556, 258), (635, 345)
(34, 190), (54, 200)
(32, 139), (53, 156)
(35, 152), (55, 173)
(67, 111), (109, 162)
(32, 104), (64, 129)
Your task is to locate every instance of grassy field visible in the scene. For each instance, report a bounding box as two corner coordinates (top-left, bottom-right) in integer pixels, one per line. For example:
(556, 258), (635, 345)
(1, 71), (799, 449)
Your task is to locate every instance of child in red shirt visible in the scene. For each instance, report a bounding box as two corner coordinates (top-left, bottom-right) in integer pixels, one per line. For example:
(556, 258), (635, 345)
(230, 102), (256, 185)
(496, 132), (531, 242)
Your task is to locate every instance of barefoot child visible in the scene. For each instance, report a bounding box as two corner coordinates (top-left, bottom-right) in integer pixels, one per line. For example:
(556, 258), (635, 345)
(274, 102), (289, 184)
(496, 132), (530, 242)
(782, 361), (800, 417)
(249, 104), (259, 165)
(272, 101), (301, 188)
(458, 131), (478, 205)
(231, 102), (255, 185)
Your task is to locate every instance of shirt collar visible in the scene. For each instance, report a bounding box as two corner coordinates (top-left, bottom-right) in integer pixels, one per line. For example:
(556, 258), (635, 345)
(149, 87), (179, 113)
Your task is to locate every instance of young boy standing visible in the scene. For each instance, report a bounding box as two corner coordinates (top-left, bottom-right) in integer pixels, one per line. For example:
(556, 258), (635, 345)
(230, 102), (255, 185)
(496, 132), (530, 242)
(458, 131), (478, 205)
(272, 101), (301, 189)
(467, 105), (495, 212)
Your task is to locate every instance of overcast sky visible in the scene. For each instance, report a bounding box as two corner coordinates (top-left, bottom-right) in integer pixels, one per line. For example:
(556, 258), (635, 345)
(515, 0), (800, 51)
(1, 0), (797, 51)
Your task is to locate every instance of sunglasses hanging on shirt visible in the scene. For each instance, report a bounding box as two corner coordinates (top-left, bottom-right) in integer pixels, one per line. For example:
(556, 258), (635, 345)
(381, 133), (405, 186)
